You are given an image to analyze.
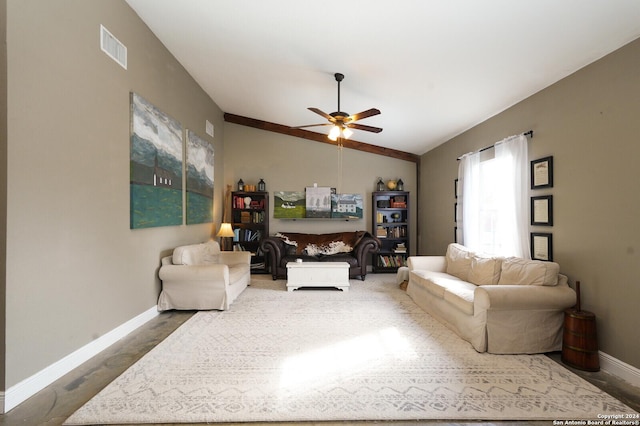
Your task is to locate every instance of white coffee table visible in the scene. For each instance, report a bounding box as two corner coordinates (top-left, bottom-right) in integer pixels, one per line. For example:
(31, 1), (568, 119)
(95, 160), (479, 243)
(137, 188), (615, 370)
(286, 261), (350, 292)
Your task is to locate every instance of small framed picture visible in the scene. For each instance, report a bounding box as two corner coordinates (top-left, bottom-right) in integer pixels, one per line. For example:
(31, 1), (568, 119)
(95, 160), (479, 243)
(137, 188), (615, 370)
(531, 195), (553, 226)
(531, 156), (553, 189)
(531, 232), (553, 261)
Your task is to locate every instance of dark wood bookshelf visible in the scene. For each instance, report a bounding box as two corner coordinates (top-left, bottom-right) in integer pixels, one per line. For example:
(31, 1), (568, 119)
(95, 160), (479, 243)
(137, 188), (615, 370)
(231, 191), (269, 274)
(372, 191), (410, 273)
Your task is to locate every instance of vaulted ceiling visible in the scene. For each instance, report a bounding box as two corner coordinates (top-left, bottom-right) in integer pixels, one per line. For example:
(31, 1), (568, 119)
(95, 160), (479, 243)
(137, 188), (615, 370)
(125, 0), (640, 157)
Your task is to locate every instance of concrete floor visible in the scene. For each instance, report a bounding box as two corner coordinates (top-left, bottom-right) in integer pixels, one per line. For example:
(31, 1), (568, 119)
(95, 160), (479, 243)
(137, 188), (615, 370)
(1, 308), (639, 426)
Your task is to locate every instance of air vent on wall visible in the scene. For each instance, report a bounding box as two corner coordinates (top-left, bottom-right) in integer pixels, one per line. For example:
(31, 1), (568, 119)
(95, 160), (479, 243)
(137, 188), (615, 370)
(100, 25), (127, 69)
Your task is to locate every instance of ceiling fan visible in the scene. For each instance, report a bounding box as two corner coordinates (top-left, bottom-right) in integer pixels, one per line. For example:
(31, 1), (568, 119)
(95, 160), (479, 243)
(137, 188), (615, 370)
(294, 73), (382, 141)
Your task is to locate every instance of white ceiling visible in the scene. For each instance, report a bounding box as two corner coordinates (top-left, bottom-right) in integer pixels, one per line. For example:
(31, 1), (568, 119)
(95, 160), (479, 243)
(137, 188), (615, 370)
(125, 0), (640, 156)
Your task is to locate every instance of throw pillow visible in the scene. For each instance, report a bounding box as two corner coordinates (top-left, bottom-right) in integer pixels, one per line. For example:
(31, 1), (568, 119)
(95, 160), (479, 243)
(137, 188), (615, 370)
(201, 240), (220, 264)
(468, 255), (502, 285)
(445, 243), (473, 281)
(498, 257), (560, 286)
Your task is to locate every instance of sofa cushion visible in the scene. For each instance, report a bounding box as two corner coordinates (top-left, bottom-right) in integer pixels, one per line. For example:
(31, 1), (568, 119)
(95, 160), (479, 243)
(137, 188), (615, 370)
(498, 257), (560, 286)
(173, 240), (220, 265)
(276, 231), (367, 256)
(445, 243), (473, 281)
(443, 281), (477, 315)
(468, 255), (503, 285)
(411, 270), (463, 299)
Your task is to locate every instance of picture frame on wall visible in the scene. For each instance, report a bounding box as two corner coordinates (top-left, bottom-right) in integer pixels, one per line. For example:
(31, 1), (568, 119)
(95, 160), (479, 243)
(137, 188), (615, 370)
(531, 232), (553, 261)
(305, 186), (333, 218)
(531, 156), (553, 189)
(531, 195), (553, 226)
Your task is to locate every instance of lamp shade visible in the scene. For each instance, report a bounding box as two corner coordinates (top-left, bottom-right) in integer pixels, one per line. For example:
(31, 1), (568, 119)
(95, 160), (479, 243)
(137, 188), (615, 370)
(216, 223), (235, 238)
(328, 125), (341, 141)
(328, 125), (353, 141)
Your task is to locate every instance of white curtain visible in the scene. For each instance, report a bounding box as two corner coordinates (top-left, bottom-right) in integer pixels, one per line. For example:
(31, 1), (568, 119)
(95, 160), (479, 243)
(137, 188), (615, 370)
(458, 151), (481, 250)
(458, 134), (530, 258)
(495, 134), (529, 258)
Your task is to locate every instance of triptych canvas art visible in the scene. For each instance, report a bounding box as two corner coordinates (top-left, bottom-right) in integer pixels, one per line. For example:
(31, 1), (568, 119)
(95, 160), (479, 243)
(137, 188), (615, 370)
(274, 188), (363, 220)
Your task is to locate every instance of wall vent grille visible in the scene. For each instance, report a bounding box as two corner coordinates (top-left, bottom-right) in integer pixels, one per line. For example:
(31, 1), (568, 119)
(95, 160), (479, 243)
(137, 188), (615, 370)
(100, 25), (127, 69)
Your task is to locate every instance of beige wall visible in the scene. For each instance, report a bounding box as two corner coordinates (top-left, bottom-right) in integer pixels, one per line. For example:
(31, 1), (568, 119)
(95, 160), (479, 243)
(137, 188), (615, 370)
(4, 0), (223, 388)
(420, 38), (640, 369)
(223, 123), (417, 250)
(1, 0), (8, 388)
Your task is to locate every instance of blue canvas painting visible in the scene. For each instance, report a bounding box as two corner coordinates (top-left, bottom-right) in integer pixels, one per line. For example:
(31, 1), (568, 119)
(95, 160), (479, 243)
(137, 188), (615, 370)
(186, 129), (214, 224)
(130, 93), (183, 229)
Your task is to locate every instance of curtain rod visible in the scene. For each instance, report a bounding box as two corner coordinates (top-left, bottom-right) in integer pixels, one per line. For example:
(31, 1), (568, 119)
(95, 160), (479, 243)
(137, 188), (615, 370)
(457, 130), (533, 160)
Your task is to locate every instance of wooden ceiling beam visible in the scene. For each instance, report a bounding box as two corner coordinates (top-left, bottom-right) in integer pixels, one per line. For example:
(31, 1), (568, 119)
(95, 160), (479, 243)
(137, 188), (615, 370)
(224, 113), (420, 163)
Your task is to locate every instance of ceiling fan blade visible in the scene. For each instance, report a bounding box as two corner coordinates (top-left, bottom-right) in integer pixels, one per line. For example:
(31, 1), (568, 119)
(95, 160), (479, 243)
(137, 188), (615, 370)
(346, 122), (383, 133)
(347, 108), (381, 122)
(308, 107), (336, 122)
(292, 123), (332, 129)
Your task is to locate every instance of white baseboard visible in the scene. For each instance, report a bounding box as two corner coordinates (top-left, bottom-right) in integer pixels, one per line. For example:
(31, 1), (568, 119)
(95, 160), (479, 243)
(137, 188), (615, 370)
(2, 306), (159, 413)
(600, 351), (640, 389)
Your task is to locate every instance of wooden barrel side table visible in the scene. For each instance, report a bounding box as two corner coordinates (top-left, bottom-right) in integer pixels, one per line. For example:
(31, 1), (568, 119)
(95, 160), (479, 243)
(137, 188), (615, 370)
(562, 308), (600, 372)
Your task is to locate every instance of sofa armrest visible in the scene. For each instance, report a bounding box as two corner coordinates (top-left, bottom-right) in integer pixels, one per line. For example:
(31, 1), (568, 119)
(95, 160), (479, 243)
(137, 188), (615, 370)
(159, 264), (230, 282)
(260, 236), (288, 279)
(475, 283), (576, 311)
(218, 251), (251, 265)
(353, 235), (380, 259)
(260, 237), (286, 256)
(408, 256), (446, 272)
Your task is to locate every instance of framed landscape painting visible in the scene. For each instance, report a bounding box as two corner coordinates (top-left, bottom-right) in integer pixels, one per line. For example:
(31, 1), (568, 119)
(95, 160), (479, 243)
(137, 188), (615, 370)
(305, 186), (333, 218)
(186, 129), (214, 224)
(274, 191), (305, 219)
(130, 92), (183, 229)
(331, 193), (363, 219)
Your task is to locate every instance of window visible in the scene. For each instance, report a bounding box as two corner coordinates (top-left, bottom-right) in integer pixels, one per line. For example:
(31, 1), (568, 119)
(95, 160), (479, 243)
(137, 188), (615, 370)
(458, 135), (529, 258)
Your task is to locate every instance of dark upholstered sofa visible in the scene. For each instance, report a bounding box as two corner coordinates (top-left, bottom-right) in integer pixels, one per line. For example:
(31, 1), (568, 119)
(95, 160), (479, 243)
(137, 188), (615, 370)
(260, 231), (380, 281)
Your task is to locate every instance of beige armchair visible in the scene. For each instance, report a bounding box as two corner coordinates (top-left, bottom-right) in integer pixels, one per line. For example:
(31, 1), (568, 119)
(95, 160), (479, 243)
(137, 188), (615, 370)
(158, 240), (251, 311)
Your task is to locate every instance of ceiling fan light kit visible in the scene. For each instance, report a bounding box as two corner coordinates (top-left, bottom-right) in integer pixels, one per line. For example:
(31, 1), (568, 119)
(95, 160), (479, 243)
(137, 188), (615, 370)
(295, 73), (382, 141)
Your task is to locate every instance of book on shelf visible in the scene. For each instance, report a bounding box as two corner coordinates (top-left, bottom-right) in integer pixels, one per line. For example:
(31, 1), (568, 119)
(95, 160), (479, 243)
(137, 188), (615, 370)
(377, 255), (408, 268)
(250, 262), (265, 270)
(394, 242), (407, 253)
(233, 228), (262, 242)
(376, 226), (387, 238)
(386, 226), (406, 238)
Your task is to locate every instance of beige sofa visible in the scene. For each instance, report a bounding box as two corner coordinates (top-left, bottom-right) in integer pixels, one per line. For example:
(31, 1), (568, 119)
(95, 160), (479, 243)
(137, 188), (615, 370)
(407, 243), (576, 354)
(158, 240), (251, 311)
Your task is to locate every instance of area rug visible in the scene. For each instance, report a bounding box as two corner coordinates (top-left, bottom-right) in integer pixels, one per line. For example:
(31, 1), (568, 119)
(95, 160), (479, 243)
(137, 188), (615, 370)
(65, 276), (636, 424)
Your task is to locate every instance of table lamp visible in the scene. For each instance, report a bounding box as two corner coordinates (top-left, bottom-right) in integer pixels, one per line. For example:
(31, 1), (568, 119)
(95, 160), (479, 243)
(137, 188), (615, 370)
(216, 223), (235, 251)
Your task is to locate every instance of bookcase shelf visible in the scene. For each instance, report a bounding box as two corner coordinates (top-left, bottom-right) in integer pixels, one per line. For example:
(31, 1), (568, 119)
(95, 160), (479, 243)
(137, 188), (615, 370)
(231, 191), (269, 274)
(372, 191), (410, 273)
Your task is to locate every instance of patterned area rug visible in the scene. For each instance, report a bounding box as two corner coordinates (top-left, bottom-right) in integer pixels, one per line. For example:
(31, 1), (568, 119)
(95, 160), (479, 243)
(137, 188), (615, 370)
(65, 276), (636, 424)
